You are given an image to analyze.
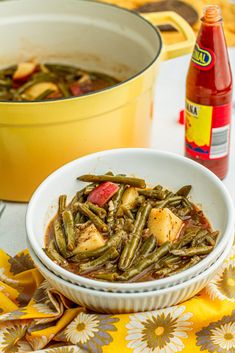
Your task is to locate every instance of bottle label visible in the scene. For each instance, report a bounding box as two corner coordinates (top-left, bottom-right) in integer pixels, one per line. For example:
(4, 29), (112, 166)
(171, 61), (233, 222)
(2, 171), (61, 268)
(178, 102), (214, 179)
(192, 43), (216, 70)
(185, 100), (231, 160)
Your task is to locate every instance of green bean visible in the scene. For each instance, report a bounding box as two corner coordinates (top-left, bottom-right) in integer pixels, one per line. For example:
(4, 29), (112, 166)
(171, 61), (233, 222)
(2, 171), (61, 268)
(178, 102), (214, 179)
(123, 218), (134, 233)
(78, 174), (146, 188)
(32, 72), (57, 81)
(118, 202), (152, 270)
(15, 80), (36, 95)
(86, 201), (106, 219)
(115, 217), (125, 232)
(79, 247), (119, 272)
(0, 79), (12, 87)
(35, 88), (55, 100)
(58, 82), (70, 97)
(171, 246), (213, 257)
(204, 234), (216, 246)
(156, 192), (174, 208)
(176, 185), (192, 197)
(191, 229), (209, 246)
(62, 210), (76, 251)
(118, 241), (170, 281)
(107, 184), (126, 230)
(93, 272), (118, 281)
(182, 197), (193, 209)
(154, 185), (163, 191)
(169, 256), (201, 275)
(154, 264), (179, 277)
(136, 195), (146, 206)
(210, 231), (219, 240)
(71, 229), (125, 259)
(204, 231), (219, 246)
(76, 202), (108, 232)
(53, 219), (67, 257)
(58, 195), (67, 215)
(139, 235), (157, 257)
(178, 206), (191, 217)
(138, 189), (166, 200)
(123, 208), (134, 220)
(44, 240), (68, 266)
(174, 227), (201, 249)
(0, 65), (16, 76)
(161, 254), (182, 266)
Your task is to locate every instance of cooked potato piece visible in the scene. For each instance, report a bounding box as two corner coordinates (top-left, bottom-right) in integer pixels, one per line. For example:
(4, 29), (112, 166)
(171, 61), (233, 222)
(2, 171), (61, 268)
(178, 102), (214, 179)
(25, 82), (58, 100)
(13, 62), (36, 80)
(117, 187), (138, 216)
(76, 224), (106, 252)
(148, 208), (183, 244)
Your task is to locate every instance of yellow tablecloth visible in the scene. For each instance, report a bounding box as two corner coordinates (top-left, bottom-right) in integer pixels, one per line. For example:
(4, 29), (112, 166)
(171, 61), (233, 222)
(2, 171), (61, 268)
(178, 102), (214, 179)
(0, 245), (234, 353)
(100, 0), (235, 47)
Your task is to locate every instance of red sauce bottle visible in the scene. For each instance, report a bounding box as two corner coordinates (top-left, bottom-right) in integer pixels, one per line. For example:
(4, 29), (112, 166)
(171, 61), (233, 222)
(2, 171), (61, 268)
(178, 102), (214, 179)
(185, 5), (233, 179)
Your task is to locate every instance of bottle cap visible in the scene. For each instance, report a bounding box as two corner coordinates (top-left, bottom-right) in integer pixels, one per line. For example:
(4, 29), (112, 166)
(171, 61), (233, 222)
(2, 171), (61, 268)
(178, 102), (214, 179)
(203, 5), (222, 23)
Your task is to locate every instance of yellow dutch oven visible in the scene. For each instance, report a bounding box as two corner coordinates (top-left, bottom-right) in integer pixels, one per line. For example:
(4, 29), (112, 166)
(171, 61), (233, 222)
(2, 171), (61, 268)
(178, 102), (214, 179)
(0, 0), (195, 201)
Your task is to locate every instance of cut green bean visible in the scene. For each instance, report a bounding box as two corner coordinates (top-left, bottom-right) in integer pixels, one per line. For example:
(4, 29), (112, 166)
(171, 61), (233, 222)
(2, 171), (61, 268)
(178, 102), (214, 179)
(176, 185), (192, 197)
(107, 184), (126, 230)
(171, 246), (213, 257)
(93, 272), (118, 281)
(62, 210), (76, 251)
(35, 88), (55, 100)
(58, 82), (70, 97)
(78, 174), (146, 188)
(58, 195), (67, 214)
(118, 241), (170, 281)
(44, 240), (68, 266)
(169, 256), (201, 275)
(118, 202), (152, 270)
(139, 235), (157, 257)
(79, 247), (119, 272)
(53, 219), (67, 258)
(138, 189), (166, 200)
(191, 229), (209, 246)
(76, 202), (108, 232)
(86, 201), (106, 219)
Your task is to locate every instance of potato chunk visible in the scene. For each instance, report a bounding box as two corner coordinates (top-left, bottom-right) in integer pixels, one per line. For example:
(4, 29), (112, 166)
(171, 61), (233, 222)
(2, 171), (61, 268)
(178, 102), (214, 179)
(117, 187), (138, 216)
(122, 187), (138, 208)
(76, 224), (105, 252)
(148, 208), (183, 244)
(25, 82), (58, 100)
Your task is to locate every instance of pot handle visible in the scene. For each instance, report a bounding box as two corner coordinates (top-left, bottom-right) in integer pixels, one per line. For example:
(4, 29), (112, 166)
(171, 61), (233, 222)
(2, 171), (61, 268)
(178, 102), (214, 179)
(141, 11), (195, 60)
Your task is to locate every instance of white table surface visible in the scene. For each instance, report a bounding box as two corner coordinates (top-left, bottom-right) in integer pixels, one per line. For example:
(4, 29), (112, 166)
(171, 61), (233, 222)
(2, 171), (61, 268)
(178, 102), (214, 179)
(1, 49), (235, 256)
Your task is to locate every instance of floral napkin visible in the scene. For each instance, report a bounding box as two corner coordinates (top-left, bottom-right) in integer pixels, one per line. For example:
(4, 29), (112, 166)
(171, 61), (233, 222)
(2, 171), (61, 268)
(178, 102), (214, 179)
(0, 244), (234, 353)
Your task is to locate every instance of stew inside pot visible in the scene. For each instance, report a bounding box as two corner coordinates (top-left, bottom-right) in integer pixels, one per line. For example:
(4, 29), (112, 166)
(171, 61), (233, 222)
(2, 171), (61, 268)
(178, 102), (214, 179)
(0, 61), (119, 101)
(44, 173), (219, 283)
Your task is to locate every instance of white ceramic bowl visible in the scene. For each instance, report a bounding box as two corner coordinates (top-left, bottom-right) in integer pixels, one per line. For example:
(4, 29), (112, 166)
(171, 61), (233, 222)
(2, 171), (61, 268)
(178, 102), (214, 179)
(27, 235), (233, 313)
(26, 148), (234, 293)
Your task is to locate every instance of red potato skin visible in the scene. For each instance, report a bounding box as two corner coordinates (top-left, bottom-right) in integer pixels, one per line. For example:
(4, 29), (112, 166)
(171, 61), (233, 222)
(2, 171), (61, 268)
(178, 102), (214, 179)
(13, 63), (38, 83)
(87, 182), (119, 207)
(69, 83), (83, 96)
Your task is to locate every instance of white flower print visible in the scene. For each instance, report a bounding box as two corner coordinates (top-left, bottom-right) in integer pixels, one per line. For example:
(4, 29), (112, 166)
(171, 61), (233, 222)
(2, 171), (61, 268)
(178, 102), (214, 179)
(206, 258), (235, 302)
(65, 312), (99, 344)
(196, 311), (235, 353)
(126, 306), (193, 353)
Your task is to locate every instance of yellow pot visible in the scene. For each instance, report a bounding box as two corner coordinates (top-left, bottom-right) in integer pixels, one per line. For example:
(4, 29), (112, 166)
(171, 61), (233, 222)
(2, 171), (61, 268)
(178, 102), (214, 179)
(0, 0), (195, 201)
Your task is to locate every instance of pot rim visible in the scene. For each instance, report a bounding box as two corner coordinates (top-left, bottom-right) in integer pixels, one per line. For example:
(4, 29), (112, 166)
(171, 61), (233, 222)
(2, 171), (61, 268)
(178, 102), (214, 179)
(0, 0), (162, 105)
